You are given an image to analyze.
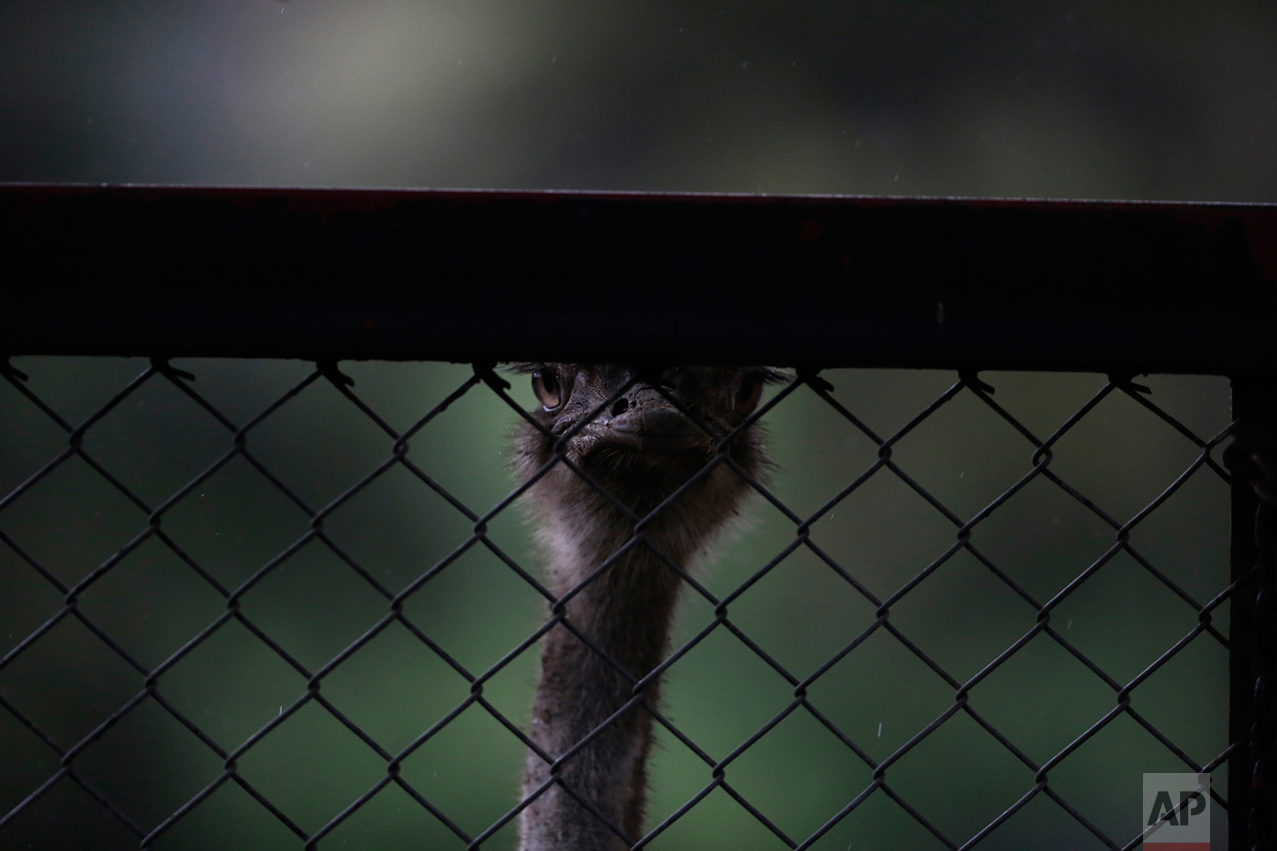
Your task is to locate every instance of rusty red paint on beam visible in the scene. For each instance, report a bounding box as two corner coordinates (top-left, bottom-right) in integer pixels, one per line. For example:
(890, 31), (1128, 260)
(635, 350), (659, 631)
(2, 183), (1275, 372)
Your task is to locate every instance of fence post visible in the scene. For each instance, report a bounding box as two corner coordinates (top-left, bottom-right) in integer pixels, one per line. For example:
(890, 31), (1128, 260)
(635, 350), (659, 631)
(1230, 375), (1277, 850)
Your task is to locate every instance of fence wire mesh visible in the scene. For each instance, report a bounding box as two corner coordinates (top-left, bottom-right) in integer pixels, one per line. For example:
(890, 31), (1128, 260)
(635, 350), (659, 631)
(0, 356), (1237, 850)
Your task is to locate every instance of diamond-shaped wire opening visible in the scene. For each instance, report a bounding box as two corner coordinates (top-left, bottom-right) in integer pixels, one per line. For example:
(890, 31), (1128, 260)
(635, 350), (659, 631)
(1129, 635), (1230, 765)
(320, 778), (474, 851)
(317, 620), (476, 755)
(1050, 548), (1207, 684)
(395, 368), (537, 516)
(799, 470), (959, 605)
(0, 701), (54, 815)
(160, 454), (315, 591)
(5, 356), (154, 427)
(1043, 709), (1224, 842)
(0, 453), (150, 590)
(243, 374), (397, 513)
(721, 708), (878, 841)
(761, 377), (892, 521)
(74, 537), (228, 670)
(1125, 466), (1231, 609)
(156, 617), (310, 752)
(885, 709), (1037, 844)
(77, 371), (233, 508)
(165, 359), (319, 429)
(803, 626), (958, 766)
(0, 380), (67, 500)
(0, 773), (143, 851)
(889, 384), (1046, 522)
(0, 612), (144, 747)
(0, 358), (1238, 851)
(885, 546), (1039, 685)
(1046, 383), (1220, 525)
(71, 697), (223, 832)
(800, 786), (952, 851)
(397, 703), (531, 839)
(972, 371), (1113, 440)
(319, 461), (483, 594)
(152, 779), (308, 851)
(233, 699), (393, 835)
(973, 791), (1116, 851)
(0, 544), (63, 663)
(645, 785), (794, 850)
(963, 630), (1119, 766)
(655, 624), (800, 763)
(236, 539), (393, 673)
(398, 541), (546, 677)
(967, 472), (1121, 603)
(699, 543), (880, 682)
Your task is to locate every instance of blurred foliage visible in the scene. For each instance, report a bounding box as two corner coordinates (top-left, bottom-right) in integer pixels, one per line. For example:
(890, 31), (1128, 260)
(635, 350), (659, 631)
(0, 0), (1274, 200)
(0, 358), (1232, 849)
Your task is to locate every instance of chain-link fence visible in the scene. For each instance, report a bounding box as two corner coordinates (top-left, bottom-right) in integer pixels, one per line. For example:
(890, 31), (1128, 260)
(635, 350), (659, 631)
(0, 355), (1239, 850)
(2, 185), (1275, 850)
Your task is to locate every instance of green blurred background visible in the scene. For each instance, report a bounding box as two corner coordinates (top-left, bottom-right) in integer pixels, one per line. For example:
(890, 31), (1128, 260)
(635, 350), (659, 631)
(0, 0), (1268, 848)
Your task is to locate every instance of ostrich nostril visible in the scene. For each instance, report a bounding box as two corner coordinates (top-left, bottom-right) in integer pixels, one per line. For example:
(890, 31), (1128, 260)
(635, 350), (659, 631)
(611, 398), (629, 416)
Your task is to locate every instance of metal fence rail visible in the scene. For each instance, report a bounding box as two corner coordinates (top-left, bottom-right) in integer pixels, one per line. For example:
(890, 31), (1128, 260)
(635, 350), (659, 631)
(1, 185), (1275, 849)
(3, 184), (1276, 371)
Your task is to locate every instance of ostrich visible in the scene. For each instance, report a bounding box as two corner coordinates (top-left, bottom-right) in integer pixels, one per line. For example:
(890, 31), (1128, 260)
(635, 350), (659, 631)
(510, 364), (779, 851)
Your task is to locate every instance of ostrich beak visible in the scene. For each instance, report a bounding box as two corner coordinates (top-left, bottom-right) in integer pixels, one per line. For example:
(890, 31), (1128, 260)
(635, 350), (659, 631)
(604, 404), (705, 452)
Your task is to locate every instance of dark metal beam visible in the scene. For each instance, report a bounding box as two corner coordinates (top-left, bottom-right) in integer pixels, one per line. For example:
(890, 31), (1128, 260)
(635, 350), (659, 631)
(2, 183), (1275, 371)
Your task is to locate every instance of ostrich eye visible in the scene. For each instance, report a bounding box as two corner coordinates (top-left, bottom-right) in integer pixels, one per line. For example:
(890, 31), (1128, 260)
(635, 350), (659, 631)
(531, 370), (564, 411)
(734, 376), (763, 418)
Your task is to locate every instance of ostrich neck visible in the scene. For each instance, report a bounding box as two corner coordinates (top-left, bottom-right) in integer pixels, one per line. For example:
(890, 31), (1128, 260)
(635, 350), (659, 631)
(518, 467), (727, 851)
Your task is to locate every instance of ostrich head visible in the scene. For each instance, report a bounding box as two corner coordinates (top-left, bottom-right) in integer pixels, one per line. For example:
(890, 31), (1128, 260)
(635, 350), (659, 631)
(510, 364), (782, 516)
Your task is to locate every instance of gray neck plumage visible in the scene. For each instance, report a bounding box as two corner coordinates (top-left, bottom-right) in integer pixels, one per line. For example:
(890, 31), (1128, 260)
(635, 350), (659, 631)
(516, 450), (755, 851)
